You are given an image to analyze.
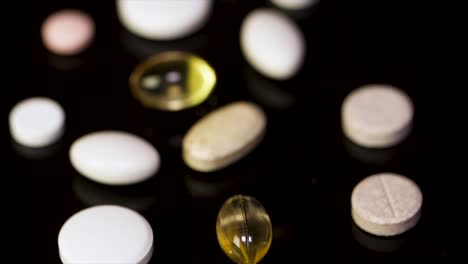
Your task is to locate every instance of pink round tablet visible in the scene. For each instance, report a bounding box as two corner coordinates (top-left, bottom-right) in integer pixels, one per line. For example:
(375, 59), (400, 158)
(41, 9), (95, 55)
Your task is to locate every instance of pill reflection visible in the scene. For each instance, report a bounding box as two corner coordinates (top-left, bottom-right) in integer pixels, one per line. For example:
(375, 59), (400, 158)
(72, 174), (157, 212)
(45, 52), (87, 71)
(352, 222), (406, 253)
(184, 173), (236, 198)
(244, 64), (296, 110)
(11, 138), (63, 160)
(343, 136), (398, 165)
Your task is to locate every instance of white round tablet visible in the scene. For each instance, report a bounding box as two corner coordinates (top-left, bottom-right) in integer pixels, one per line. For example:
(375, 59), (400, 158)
(351, 172), (423, 237)
(240, 8), (305, 80)
(58, 205), (153, 264)
(9, 97), (65, 148)
(341, 84), (413, 148)
(69, 131), (161, 185)
(116, 0), (213, 40)
(41, 9), (95, 55)
(271, 0), (319, 10)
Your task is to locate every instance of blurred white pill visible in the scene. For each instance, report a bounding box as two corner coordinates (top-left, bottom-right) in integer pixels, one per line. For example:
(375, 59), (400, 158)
(351, 172), (423, 236)
(240, 8), (305, 80)
(271, 0), (319, 10)
(341, 84), (413, 148)
(58, 205), (153, 264)
(41, 9), (95, 55)
(116, 0), (213, 40)
(9, 97), (65, 148)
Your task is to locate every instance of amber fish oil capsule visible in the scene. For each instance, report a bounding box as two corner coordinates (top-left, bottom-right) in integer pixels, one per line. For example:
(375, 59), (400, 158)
(216, 195), (272, 264)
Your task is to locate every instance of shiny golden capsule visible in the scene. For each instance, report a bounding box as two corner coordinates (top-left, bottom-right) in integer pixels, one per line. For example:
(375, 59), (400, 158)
(129, 51), (216, 111)
(216, 195), (272, 264)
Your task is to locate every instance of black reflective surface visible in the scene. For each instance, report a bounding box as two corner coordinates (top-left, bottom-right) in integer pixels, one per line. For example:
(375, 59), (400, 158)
(5, 0), (455, 262)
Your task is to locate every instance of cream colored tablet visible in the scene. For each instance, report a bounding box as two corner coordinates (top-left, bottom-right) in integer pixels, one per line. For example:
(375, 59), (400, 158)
(182, 101), (266, 172)
(351, 172), (423, 237)
(58, 205), (153, 264)
(341, 84), (413, 148)
(271, 0), (319, 10)
(9, 97), (65, 148)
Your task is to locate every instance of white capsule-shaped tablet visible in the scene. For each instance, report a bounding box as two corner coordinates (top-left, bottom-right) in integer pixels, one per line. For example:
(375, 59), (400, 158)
(341, 84), (413, 148)
(240, 8), (305, 80)
(69, 131), (160, 185)
(58, 205), (153, 264)
(9, 97), (65, 148)
(116, 0), (213, 40)
(183, 101), (267, 172)
(351, 172), (423, 236)
(271, 0), (319, 10)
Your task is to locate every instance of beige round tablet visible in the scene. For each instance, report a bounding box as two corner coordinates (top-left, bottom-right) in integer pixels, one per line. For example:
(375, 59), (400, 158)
(341, 84), (413, 148)
(351, 172), (422, 236)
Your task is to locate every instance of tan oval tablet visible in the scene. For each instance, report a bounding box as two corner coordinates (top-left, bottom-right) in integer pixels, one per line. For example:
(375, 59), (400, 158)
(351, 172), (422, 236)
(182, 101), (266, 172)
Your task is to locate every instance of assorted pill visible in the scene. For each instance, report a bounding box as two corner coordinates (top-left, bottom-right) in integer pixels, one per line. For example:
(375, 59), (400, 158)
(216, 195), (272, 264)
(116, 0), (213, 40)
(271, 0), (319, 10)
(129, 51), (217, 111)
(341, 84), (414, 149)
(58, 205), (153, 264)
(240, 8), (305, 80)
(9, 97), (65, 148)
(351, 172), (423, 236)
(41, 9), (95, 55)
(182, 101), (267, 172)
(69, 130), (160, 185)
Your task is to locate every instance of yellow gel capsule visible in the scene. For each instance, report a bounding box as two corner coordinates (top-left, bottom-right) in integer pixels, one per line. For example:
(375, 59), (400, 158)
(216, 195), (272, 264)
(129, 51), (216, 111)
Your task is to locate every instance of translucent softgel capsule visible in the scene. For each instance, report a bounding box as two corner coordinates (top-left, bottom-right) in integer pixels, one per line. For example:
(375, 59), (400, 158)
(129, 51), (216, 111)
(216, 195), (272, 264)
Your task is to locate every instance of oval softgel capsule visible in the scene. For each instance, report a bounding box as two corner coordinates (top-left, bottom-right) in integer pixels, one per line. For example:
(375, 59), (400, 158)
(240, 8), (305, 80)
(69, 130), (160, 185)
(182, 101), (266, 172)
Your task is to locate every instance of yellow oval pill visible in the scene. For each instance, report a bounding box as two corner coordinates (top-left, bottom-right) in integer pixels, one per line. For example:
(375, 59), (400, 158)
(182, 101), (267, 172)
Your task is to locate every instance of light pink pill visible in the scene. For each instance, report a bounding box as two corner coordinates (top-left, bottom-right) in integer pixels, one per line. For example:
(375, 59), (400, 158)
(41, 9), (95, 55)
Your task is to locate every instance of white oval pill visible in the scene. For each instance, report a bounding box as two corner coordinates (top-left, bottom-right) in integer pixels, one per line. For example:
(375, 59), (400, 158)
(69, 131), (160, 185)
(9, 97), (65, 148)
(341, 84), (413, 148)
(116, 0), (213, 40)
(183, 101), (266, 172)
(58, 205), (153, 264)
(351, 172), (423, 236)
(271, 0), (319, 10)
(41, 9), (95, 55)
(240, 8), (305, 80)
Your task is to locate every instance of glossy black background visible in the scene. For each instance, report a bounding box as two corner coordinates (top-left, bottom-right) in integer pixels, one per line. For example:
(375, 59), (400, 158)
(4, 0), (455, 262)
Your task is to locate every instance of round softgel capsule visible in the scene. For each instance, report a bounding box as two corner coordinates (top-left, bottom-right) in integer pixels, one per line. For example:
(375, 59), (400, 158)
(41, 9), (95, 55)
(58, 205), (153, 264)
(129, 51), (216, 111)
(351, 172), (423, 237)
(9, 97), (65, 148)
(341, 84), (413, 148)
(116, 0), (213, 40)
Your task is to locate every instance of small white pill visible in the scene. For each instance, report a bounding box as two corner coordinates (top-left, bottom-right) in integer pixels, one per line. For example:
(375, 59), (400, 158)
(58, 205), (153, 264)
(351, 172), (423, 237)
(240, 8), (305, 80)
(69, 130), (160, 185)
(116, 0), (213, 40)
(271, 0), (319, 10)
(341, 84), (413, 148)
(41, 9), (95, 55)
(9, 97), (65, 148)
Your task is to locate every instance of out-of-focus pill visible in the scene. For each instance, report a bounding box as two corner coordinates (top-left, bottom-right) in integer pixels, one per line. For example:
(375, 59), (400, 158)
(240, 8), (305, 80)
(351, 172), (423, 236)
(182, 101), (266, 172)
(41, 9), (95, 55)
(341, 84), (413, 148)
(116, 0), (213, 40)
(58, 205), (153, 264)
(271, 0), (319, 10)
(69, 131), (160, 185)
(9, 97), (65, 148)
